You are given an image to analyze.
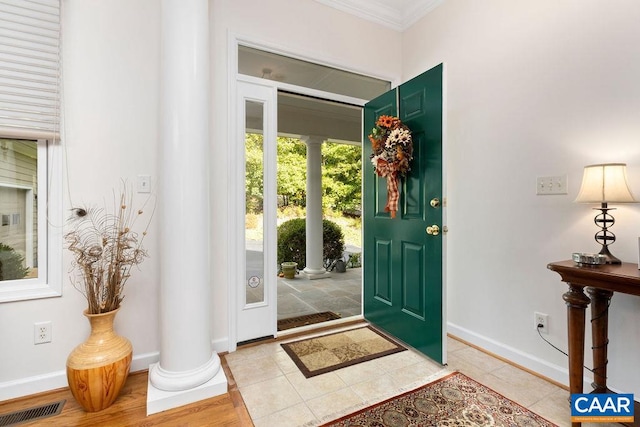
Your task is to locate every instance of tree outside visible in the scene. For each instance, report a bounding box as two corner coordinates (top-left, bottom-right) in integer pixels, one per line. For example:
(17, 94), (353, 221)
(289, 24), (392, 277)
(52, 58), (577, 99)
(244, 135), (362, 250)
(322, 142), (361, 214)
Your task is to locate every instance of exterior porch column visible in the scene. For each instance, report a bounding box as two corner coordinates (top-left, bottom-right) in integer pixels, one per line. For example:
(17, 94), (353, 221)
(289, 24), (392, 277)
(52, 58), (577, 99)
(147, 0), (227, 415)
(302, 136), (330, 279)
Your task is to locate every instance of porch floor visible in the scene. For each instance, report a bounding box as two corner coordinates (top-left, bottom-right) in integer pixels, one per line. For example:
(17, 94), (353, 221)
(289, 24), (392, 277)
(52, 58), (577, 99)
(277, 266), (362, 321)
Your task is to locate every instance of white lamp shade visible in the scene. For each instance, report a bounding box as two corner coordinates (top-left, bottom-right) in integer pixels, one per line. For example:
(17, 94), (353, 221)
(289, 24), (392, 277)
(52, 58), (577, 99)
(575, 163), (637, 203)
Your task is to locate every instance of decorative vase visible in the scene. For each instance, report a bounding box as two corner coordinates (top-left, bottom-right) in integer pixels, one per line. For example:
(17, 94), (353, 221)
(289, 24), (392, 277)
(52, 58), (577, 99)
(334, 259), (347, 273)
(281, 261), (297, 279)
(66, 308), (132, 412)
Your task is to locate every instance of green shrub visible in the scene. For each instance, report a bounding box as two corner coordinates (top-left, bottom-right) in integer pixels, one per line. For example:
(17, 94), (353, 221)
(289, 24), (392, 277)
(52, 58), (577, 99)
(322, 220), (345, 265)
(0, 243), (29, 281)
(277, 218), (305, 267)
(277, 218), (345, 269)
(347, 252), (361, 268)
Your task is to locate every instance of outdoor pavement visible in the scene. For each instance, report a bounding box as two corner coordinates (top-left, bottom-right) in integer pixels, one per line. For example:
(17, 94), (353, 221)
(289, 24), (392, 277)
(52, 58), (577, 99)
(276, 266), (362, 321)
(245, 240), (362, 322)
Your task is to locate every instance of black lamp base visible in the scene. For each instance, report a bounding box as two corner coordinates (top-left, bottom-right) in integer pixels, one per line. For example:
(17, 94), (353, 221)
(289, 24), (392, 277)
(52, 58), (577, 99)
(593, 203), (621, 265)
(598, 245), (621, 265)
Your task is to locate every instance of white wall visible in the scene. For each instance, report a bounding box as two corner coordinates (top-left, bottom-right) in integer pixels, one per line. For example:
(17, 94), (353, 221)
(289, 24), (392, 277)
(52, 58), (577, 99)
(403, 0), (640, 393)
(0, 0), (402, 400)
(0, 0), (161, 399)
(9, 0), (637, 404)
(208, 0), (403, 343)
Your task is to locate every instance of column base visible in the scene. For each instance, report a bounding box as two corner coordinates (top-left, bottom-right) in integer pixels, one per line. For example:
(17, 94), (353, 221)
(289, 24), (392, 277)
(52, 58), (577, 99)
(302, 268), (331, 280)
(146, 362), (228, 415)
(149, 352), (222, 391)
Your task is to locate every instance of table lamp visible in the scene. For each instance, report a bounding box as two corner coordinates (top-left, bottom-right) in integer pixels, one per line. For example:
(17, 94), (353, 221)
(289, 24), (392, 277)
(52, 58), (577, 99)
(575, 163), (637, 264)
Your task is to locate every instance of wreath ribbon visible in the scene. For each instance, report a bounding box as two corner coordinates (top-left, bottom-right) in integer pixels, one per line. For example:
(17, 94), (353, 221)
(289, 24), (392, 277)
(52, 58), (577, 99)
(375, 158), (400, 218)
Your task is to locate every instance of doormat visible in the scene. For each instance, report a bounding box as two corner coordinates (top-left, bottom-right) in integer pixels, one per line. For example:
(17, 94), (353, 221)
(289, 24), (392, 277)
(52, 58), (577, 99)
(277, 311), (341, 331)
(321, 371), (558, 426)
(281, 326), (406, 378)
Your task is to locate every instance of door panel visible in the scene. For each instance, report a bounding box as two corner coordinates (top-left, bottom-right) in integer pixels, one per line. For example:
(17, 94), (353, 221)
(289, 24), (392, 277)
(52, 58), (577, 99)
(404, 131), (424, 219)
(367, 91), (397, 219)
(363, 64), (444, 363)
(402, 242), (424, 320)
(237, 80), (278, 344)
(374, 239), (392, 304)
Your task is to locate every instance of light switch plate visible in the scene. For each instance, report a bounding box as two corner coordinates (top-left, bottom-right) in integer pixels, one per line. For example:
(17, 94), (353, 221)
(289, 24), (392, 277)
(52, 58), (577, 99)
(536, 175), (568, 195)
(137, 175), (151, 193)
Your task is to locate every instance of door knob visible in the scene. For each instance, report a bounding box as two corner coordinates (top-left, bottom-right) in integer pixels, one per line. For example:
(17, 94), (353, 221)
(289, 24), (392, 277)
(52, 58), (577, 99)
(426, 225), (440, 236)
(430, 198), (440, 208)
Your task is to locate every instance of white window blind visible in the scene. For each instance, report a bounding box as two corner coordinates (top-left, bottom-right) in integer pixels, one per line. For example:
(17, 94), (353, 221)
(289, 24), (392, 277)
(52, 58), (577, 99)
(0, 0), (60, 138)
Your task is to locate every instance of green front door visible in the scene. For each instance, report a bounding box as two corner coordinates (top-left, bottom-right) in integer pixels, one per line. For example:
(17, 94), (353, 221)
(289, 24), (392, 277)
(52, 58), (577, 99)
(363, 64), (444, 363)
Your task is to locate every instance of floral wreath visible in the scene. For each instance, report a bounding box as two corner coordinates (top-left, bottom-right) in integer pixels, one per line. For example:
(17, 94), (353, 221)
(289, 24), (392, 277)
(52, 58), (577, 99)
(368, 115), (414, 218)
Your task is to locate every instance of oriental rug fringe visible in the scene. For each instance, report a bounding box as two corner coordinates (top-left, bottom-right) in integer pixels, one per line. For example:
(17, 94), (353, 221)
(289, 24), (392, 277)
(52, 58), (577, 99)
(321, 371), (558, 427)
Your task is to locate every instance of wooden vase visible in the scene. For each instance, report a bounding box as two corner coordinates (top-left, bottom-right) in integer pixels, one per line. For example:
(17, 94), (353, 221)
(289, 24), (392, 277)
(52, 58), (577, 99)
(66, 308), (132, 412)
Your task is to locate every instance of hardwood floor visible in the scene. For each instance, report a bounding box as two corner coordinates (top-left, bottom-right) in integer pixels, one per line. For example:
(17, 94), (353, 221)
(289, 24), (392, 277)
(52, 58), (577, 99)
(1, 323), (365, 427)
(0, 358), (253, 427)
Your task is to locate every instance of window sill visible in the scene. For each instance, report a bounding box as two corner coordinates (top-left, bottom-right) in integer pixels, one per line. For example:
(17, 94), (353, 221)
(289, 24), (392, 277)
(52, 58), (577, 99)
(0, 282), (61, 303)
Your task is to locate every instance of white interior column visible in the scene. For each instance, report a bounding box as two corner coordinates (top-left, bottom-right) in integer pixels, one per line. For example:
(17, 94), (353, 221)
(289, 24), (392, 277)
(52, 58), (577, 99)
(302, 136), (330, 279)
(147, 0), (227, 415)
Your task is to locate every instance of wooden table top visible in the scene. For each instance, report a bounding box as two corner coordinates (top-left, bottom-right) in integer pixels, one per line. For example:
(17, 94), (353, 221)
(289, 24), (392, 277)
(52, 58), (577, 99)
(547, 260), (640, 296)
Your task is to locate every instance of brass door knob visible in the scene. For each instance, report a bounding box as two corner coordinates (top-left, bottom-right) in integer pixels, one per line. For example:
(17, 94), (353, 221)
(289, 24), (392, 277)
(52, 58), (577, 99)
(426, 225), (440, 236)
(430, 198), (440, 208)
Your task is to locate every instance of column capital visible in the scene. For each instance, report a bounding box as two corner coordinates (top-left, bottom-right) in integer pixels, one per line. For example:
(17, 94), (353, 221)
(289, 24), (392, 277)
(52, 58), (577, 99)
(300, 135), (326, 145)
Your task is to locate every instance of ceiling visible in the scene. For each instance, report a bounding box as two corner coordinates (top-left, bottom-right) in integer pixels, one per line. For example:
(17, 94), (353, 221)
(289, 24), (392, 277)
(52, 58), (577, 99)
(313, 0), (444, 32)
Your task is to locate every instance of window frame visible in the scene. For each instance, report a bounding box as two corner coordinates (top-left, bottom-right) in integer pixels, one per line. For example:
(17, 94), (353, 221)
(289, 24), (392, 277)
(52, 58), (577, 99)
(0, 136), (62, 303)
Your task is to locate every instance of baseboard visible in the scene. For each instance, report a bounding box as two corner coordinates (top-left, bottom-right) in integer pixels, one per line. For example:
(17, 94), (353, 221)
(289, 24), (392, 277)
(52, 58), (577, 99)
(0, 370), (67, 403)
(212, 337), (228, 354)
(447, 322), (575, 387)
(0, 344), (234, 402)
(0, 351), (160, 402)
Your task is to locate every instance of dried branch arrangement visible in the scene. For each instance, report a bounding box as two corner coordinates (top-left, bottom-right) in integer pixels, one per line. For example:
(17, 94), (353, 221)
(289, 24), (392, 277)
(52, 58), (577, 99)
(65, 187), (153, 314)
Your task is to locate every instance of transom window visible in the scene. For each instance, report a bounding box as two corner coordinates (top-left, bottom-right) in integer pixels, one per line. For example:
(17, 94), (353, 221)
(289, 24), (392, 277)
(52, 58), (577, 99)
(238, 45), (390, 100)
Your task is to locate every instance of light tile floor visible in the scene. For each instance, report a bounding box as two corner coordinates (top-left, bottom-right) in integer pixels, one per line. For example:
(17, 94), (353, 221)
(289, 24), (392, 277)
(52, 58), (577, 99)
(224, 324), (587, 427)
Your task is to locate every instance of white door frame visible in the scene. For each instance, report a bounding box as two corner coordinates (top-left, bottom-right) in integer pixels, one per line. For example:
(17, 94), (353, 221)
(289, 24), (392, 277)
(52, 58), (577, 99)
(234, 79), (278, 345)
(226, 34), (398, 352)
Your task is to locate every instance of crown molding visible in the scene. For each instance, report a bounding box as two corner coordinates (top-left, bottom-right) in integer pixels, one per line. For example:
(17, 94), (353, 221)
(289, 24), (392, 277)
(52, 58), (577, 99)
(314, 0), (443, 32)
(402, 0), (444, 30)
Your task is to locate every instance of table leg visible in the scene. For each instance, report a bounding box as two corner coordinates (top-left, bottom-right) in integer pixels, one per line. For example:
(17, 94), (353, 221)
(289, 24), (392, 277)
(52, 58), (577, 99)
(563, 283), (590, 427)
(586, 287), (613, 393)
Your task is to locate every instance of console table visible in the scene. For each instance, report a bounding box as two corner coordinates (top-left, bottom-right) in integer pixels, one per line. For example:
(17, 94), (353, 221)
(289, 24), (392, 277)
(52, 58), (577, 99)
(547, 260), (640, 427)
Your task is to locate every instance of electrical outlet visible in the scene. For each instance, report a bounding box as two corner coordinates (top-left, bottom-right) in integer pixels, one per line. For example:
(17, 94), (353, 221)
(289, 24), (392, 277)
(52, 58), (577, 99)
(536, 175), (568, 195)
(534, 312), (548, 334)
(34, 321), (52, 344)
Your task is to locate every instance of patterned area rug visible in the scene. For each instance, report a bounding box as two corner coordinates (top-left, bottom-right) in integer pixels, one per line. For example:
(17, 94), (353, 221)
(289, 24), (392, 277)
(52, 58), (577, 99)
(277, 311), (341, 331)
(321, 371), (558, 426)
(281, 326), (406, 378)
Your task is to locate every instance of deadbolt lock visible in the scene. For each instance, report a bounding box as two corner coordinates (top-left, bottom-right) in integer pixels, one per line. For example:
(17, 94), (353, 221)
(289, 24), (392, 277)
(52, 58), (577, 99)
(426, 225), (440, 236)
(430, 198), (440, 208)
